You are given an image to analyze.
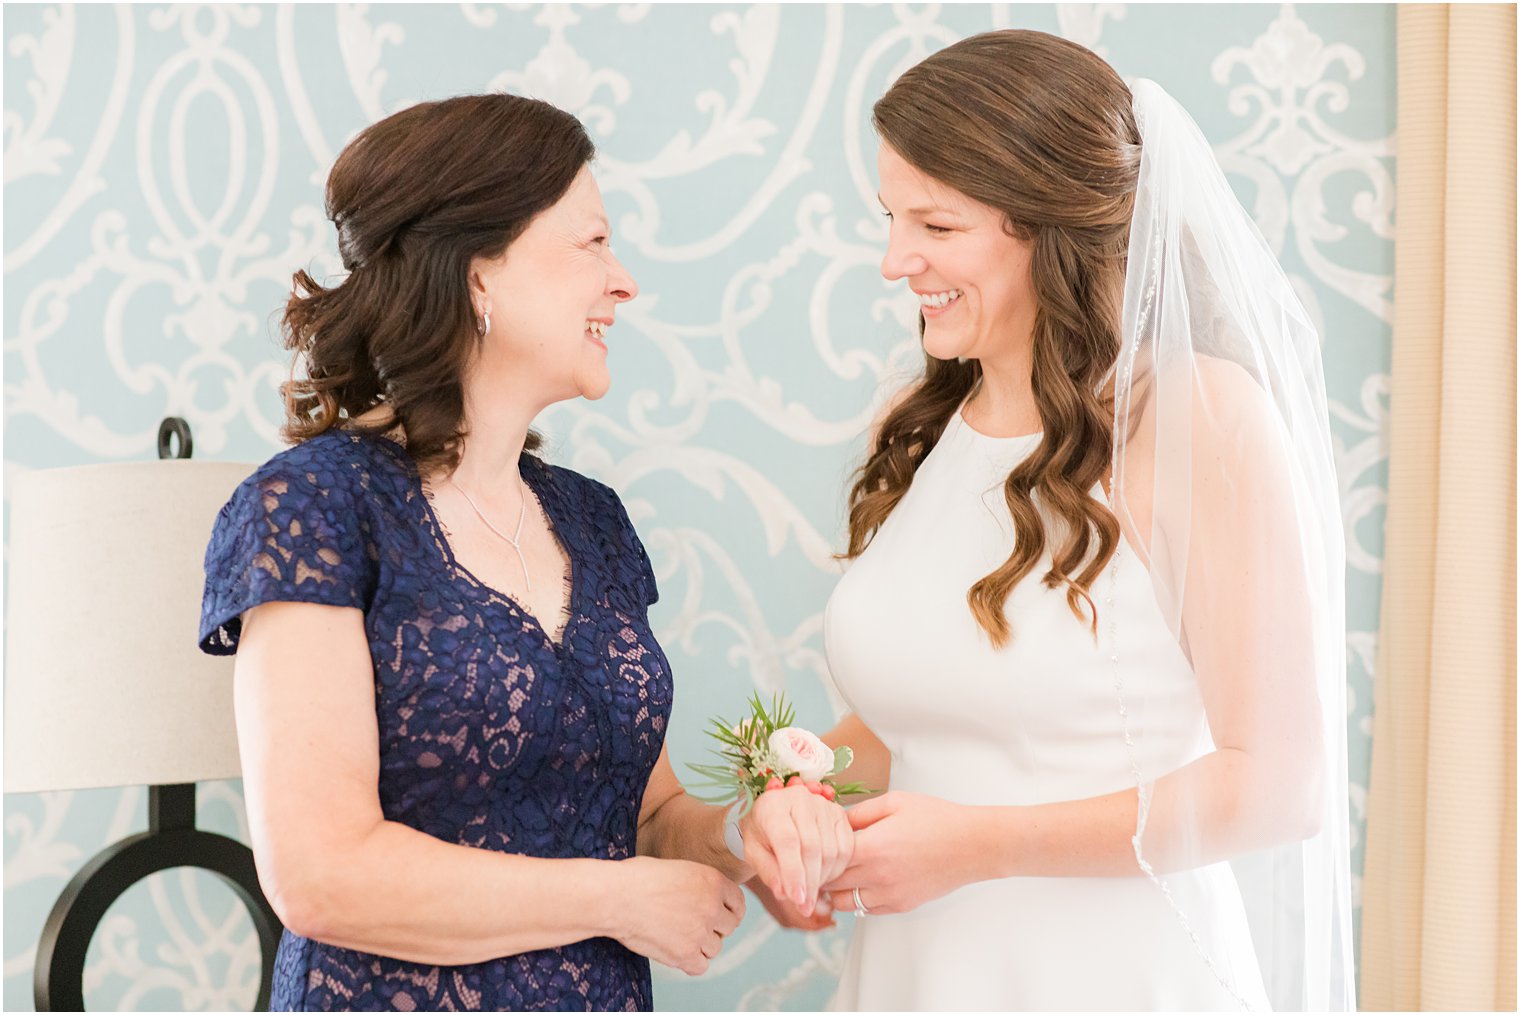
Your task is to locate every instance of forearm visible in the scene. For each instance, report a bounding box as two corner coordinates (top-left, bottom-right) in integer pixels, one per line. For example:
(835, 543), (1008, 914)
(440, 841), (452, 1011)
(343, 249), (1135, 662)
(265, 820), (626, 965)
(824, 713), (891, 792)
(638, 791), (750, 882)
(970, 747), (1321, 880)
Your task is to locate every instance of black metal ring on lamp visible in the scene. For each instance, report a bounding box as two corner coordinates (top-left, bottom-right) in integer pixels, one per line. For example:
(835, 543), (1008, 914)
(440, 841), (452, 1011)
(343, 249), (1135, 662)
(157, 416), (194, 461)
(34, 785), (282, 1011)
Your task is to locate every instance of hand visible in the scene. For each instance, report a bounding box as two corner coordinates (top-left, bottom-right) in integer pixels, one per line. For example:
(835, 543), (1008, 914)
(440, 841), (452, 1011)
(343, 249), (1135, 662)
(739, 785), (853, 919)
(823, 791), (981, 917)
(612, 856), (745, 976)
(745, 874), (837, 932)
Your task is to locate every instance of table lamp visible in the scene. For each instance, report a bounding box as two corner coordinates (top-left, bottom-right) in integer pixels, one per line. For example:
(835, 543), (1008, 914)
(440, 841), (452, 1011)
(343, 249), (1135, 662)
(5, 418), (281, 1010)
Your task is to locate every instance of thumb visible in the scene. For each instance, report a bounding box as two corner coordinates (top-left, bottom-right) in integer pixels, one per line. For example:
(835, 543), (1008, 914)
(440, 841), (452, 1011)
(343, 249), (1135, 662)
(743, 832), (785, 899)
(846, 793), (895, 831)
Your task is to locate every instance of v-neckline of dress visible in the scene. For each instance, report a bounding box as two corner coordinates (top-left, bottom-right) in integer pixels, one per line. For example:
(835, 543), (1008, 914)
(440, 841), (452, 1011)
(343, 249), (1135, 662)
(372, 432), (582, 655)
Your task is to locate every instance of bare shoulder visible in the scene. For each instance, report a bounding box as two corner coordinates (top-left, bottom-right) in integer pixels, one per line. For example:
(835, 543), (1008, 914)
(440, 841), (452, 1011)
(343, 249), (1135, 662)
(1184, 354), (1301, 487)
(1190, 354), (1284, 442)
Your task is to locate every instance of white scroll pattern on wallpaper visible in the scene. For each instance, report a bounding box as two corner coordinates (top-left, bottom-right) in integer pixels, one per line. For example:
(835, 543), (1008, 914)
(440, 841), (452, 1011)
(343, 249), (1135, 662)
(3, 4), (1392, 1009)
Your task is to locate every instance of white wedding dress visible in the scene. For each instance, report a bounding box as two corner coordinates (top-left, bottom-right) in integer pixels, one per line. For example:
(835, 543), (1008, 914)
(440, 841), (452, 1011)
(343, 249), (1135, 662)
(824, 407), (1271, 1012)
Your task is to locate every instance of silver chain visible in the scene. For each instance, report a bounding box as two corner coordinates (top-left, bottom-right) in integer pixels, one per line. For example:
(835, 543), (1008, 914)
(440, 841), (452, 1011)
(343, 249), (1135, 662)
(452, 477), (533, 593)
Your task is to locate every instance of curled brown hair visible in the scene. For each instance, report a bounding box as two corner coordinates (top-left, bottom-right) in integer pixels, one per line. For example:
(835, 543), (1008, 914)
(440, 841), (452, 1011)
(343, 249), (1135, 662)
(846, 30), (1142, 647)
(280, 94), (595, 473)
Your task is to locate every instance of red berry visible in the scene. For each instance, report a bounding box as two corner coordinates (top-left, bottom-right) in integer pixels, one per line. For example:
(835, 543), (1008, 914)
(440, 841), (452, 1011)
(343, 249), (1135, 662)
(786, 775), (804, 788)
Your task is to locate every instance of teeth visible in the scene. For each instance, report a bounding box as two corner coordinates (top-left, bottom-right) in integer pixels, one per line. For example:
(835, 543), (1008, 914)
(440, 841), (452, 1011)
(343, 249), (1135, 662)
(586, 321), (608, 339)
(918, 289), (962, 309)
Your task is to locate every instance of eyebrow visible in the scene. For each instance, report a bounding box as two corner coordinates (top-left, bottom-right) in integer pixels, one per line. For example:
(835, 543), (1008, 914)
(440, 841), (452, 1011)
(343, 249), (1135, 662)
(877, 193), (960, 218)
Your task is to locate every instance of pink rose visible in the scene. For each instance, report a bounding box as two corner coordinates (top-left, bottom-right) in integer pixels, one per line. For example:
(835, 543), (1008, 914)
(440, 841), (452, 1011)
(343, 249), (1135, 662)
(768, 727), (834, 781)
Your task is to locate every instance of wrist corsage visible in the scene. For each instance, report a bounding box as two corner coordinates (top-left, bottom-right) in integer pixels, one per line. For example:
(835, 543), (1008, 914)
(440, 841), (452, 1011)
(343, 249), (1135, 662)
(688, 692), (872, 815)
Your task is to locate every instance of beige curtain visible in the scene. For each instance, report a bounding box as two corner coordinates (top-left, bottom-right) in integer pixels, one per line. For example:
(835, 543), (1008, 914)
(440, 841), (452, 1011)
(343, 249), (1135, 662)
(1360, 4), (1517, 1011)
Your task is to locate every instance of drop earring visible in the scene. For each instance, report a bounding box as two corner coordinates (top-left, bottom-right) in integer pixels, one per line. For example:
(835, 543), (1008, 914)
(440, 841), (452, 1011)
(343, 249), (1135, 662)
(477, 308), (491, 337)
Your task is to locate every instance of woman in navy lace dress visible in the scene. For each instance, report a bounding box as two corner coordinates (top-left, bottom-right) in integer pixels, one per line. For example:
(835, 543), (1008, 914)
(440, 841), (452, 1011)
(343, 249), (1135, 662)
(199, 94), (852, 1012)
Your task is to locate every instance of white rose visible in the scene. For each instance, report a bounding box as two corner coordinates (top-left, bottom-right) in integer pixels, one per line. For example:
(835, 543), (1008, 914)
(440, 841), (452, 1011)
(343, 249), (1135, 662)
(767, 726), (834, 781)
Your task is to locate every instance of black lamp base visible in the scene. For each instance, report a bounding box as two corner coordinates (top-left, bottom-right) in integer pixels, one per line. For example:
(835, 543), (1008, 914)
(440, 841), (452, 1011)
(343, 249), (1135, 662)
(34, 784), (282, 1011)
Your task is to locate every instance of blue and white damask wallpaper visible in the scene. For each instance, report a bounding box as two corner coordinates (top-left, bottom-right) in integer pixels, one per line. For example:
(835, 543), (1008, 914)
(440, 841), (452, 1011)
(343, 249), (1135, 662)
(4, 4), (1393, 1010)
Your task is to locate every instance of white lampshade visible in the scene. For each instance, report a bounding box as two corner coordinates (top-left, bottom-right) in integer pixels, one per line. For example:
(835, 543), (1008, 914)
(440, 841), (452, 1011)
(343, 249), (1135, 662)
(5, 459), (258, 793)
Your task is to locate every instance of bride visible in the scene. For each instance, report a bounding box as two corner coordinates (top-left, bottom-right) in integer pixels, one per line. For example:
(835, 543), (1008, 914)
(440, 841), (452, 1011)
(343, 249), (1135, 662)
(769, 30), (1354, 1011)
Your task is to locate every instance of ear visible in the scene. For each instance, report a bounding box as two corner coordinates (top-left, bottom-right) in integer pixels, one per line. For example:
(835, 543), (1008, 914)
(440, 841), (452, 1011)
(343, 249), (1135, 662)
(465, 259), (491, 308)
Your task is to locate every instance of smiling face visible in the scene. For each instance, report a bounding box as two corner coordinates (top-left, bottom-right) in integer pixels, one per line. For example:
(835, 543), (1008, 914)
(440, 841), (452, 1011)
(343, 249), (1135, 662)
(876, 143), (1037, 367)
(468, 164), (637, 405)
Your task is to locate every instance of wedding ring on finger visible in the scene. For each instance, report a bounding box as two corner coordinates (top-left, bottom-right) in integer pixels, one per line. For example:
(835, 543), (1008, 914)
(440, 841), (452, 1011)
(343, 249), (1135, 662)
(852, 887), (870, 917)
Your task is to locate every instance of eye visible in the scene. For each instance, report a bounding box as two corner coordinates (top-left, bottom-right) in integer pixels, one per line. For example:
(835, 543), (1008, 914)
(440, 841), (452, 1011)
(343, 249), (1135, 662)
(924, 224), (952, 235)
(880, 211), (893, 221)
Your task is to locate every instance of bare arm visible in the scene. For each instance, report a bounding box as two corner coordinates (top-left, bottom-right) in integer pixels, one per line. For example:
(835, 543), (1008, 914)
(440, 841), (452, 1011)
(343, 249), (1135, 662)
(236, 600), (741, 971)
(966, 742), (1317, 881)
(824, 713), (891, 792)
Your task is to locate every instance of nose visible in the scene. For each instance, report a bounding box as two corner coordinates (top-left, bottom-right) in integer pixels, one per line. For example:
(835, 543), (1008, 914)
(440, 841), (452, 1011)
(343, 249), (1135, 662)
(606, 249), (638, 303)
(880, 231), (928, 282)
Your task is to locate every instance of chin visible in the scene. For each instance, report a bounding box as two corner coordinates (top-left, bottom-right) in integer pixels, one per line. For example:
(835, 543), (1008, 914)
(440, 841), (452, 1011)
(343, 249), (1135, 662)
(921, 326), (971, 362)
(578, 373), (611, 401)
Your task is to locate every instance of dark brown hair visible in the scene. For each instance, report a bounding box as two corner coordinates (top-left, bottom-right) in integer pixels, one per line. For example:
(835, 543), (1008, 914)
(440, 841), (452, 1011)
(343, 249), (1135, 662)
(280, 93), (595, 473)
(846, 30), (1142, 647)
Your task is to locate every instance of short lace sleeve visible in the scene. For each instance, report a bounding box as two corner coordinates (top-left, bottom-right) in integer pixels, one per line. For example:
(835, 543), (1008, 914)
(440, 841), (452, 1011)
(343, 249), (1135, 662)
(599, 481), (659, 611)
(198, 452), (376, 654)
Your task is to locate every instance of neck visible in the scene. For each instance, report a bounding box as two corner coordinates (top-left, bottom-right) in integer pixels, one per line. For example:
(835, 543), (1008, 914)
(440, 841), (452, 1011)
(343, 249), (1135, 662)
(970, 337), (1040, 436)
(448, 376), (544, 496)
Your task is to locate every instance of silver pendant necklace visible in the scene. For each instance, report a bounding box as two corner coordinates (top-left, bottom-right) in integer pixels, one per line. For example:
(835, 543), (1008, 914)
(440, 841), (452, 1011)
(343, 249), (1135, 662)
(453, 477), (533, 593)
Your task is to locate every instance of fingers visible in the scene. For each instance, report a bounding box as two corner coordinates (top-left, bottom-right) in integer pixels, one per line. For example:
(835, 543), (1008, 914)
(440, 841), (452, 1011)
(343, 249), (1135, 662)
(814, 810), (837, 884)
(846, 794), (892, 831)
(747, 787), (859, 918)
(697, 890), (740, 970)
(721, 877), (746, 919)
(799, 812), (823, 913)
(746, 869), (841, 931)
(718, 887), (744, 935)
(770, 822), (808, 908)
(817, 807), (852, 884)
(827, 825), (870, 890)
(832, 810), (854, 881)
(794, 900), (838, 930)
(813, 809), (844, 892)
(744, 833), (786, 903)
(827, 885), (882, 914)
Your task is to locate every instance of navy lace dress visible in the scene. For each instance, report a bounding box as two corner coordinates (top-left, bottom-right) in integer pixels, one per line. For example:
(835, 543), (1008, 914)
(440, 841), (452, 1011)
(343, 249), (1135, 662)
(199, 430), (672, 1012)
